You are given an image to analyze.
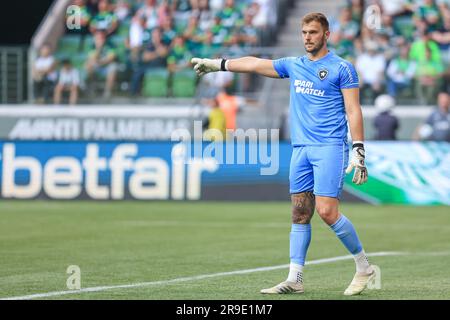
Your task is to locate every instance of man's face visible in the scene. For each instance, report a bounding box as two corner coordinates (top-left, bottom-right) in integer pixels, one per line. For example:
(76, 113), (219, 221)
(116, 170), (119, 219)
(302, 21), (328, 55)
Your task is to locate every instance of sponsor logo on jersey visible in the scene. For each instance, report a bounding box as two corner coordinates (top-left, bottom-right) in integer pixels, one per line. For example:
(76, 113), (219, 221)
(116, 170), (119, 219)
(294, 80), (325, 97)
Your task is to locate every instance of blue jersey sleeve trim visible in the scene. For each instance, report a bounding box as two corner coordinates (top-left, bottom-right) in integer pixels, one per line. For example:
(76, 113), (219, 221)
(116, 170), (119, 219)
(273, 59), (290, 79)
(340, 83), (360, 89)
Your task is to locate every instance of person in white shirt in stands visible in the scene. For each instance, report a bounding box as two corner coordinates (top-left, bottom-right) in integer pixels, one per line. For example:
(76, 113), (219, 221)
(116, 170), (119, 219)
(53, 59), (80, 105)
(32, 44), (57, 104)
(356, 41), (386, 103)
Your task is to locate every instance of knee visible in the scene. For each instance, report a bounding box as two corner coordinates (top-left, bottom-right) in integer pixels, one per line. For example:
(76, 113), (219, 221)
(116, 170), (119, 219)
(316, 204), (339, 225)
(291, 192), (315, 224)
(291, 206), (313, 224)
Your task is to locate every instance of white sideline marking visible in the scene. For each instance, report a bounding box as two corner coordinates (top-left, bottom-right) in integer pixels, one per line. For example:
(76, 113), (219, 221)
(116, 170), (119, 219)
(1, 251), (406, 300)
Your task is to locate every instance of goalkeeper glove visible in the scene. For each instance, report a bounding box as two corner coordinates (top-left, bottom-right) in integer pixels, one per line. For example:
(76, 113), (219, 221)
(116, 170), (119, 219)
(345, 142), (368, 185)
(191, 58), (227, 76)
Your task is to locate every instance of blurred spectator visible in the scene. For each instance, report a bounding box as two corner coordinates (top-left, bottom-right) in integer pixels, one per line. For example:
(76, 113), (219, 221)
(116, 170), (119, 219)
(209, 15), (232, 46)
(196, 31), (220, 58)
(32, 44), (57, 104)
(128, 15), (147, 63)
(172, 0), (193, 21)
(202, 97), (227, 141)
(413, 0), (444, 33)
(130, 28), (168, 95)
(373, 94), (399, 140)
(379, 0), (412, 17)
(438, 0), (450, 29)
(67, 0), (92, 35)
(85, 31), (118, 99)
(136, 0), (164, 30)
(414, 91), (450, 141)
(386, 44), (417, 98)
(157, 0), (172, 26)
(375, 31), (397, 61)
(356, 41), (386, 103)
(86, 0), (100, 16)
(89, 0), (119, 36)
(114, 0), (131, 22)
(210, 0), (225, 13)
(410, 33), (445, 104)
(167, 36), (193, 73)
(239, 12), (259, 47)
(53, 59), (80, 105)
(330, 6), (360, 59)
(409, 31), (442, 64)
(216, 87), (246, 131)
(430, 28), (450, 64)
(161, 19), (177, 46)
(347, 0), (364, 25)
(183, 15), (203, 54)
(196, 0), (214, 31)
(217, 0), (243, 30)
(252, 0), (277, 45)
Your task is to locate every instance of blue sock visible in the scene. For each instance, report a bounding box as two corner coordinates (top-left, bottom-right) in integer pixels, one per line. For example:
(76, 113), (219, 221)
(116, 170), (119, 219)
(330, 214), (363, 255)
(290, 223), (311, 265)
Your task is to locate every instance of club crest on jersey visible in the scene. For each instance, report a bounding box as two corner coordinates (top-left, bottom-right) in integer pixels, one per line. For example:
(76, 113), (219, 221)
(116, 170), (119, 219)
(318, 69), (328, 80)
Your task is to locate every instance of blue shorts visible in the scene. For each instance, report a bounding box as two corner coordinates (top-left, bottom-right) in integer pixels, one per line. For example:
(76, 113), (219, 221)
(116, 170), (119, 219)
(289, 143), (349, 198)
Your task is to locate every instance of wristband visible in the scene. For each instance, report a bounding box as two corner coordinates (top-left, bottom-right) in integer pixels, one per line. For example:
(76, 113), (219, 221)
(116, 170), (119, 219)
(221, 59), (227, 71)
(352, 141), (364, 149)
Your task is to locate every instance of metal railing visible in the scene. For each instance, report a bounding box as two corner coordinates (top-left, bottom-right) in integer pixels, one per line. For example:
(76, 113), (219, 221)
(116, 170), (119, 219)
(0, 47), (26, 104)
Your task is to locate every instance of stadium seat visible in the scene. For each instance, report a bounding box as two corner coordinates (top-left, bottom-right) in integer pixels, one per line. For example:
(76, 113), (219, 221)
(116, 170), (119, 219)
(142, 68), (170, 97)
(109, 35), (128, 63)
(81, 35), (95, 52)
(57, 35), (81, 54)
(72, 53), (88, 70)
(171, 69), (197, 97)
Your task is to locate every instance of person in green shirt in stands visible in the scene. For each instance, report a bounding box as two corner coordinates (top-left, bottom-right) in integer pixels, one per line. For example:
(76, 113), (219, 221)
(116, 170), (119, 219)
(410, 31), (442, 66)
(85, 31), (118, 99)
(217, 0), (243, 31)
(409, 31), (444, 104)
(415, 46), (445, 105)
(414, 0), (444, 33)
(90, 0), (119, 37)
(183, 15), (204, 54)
(167, 35), (193, 73)
(161, 19), (178, 46)
(196, 31), (221, 58)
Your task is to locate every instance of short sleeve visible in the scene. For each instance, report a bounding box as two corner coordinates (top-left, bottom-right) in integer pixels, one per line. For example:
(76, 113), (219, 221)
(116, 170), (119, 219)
(273, 57), (293, 79)
(339, 61), (360, 89)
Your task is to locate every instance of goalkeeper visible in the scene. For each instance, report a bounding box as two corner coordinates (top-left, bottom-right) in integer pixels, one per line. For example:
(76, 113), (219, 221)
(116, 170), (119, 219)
(191, 12), (374, 296)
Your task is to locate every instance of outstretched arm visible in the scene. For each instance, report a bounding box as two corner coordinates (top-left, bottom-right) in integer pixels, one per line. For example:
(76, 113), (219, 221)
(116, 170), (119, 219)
(191, 57), (280, 78)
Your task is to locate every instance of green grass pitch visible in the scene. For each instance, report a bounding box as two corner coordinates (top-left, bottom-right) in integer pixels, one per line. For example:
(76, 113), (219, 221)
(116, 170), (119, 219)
(0, 201), (449, 300)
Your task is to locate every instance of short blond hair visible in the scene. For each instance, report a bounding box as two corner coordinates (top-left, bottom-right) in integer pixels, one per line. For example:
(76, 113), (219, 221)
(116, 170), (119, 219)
(302, 13), (329, 31)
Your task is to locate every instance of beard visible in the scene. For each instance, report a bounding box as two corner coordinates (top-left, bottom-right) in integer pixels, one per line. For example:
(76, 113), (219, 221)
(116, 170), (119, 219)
(304, 35), (326, 55)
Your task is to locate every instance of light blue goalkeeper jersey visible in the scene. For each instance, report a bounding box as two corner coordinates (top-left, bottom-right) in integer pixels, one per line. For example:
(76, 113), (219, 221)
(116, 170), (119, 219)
(273, 51), (359, 146)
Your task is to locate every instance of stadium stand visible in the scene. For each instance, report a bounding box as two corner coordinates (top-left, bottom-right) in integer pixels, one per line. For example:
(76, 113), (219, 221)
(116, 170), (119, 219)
(328, 0), (450, 105)
(40, 0), (289, 103)
(21, 0), (449, 141)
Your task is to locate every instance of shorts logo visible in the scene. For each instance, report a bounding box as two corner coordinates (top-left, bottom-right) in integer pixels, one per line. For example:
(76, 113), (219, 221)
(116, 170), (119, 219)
(318, 69), (328, 80)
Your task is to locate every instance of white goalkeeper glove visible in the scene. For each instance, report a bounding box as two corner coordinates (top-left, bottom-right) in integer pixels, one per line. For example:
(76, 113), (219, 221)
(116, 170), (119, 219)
(191, 58), (227, 76)
(345, 142), (368, 185)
